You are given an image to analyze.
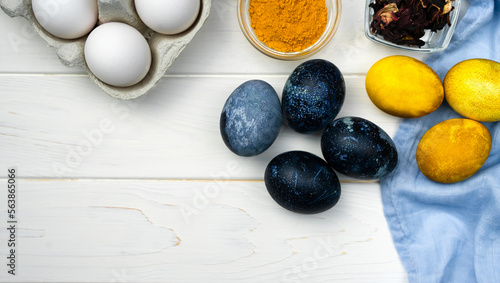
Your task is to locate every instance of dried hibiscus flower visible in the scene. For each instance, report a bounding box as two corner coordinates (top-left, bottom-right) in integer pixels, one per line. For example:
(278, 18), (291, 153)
(369, 0), (455, 47)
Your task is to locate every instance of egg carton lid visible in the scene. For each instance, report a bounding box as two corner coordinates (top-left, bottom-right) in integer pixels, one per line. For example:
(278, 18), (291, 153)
(0, 0), (211, 100)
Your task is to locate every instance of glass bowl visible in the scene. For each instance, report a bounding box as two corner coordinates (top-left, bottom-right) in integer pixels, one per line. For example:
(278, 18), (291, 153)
(364, 0), (461, 52)
(237, 0), (341, 60)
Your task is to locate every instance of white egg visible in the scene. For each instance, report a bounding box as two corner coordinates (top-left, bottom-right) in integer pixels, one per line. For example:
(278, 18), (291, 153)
(84, 22), (152, 87)
(135, 0), (201, 35)
(32, 0), (98, 39)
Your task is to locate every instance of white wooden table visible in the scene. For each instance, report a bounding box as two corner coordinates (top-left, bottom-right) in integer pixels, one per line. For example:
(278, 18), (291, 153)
(0, 0), (437, 282)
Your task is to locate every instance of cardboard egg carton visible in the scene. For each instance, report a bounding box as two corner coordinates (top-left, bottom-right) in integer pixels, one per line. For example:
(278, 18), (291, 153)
(0, 0), (211, 99)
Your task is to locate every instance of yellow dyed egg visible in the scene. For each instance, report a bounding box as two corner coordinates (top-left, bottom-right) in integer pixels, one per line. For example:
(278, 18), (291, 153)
(416, 118), (491, 183)
(444, 58), (500, 122)
(365, 55), (444, 118)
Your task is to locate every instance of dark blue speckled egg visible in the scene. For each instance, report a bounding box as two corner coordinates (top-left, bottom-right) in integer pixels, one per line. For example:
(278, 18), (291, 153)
(265, 151), (341, 214)
(282, 59), (346, 134)
(220, 80), (282, 157)
(321, 116), (398, 180)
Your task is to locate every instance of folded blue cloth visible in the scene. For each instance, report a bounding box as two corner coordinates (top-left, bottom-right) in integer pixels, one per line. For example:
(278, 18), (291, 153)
(380, 0), (500, 282)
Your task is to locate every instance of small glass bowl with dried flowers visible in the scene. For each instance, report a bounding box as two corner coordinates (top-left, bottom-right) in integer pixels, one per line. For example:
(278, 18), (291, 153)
(238, 0), (342, 60)
(364, 0), (461, 52)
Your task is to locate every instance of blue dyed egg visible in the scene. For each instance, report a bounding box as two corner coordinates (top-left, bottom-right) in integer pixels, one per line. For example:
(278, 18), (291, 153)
(220, 80), (282, 157)
(265, 151), (341, 214)
(282, 59), (345, 134)
(321, 117), (398, 180)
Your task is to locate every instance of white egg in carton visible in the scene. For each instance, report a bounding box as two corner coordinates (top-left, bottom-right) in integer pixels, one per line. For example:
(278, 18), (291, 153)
(0, 0), (211, 99)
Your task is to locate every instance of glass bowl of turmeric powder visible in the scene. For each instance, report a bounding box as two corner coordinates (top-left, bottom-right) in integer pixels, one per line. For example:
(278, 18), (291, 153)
(237, 0), (342, 60)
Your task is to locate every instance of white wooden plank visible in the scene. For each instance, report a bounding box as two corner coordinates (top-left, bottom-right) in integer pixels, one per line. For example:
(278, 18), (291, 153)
(0, 74), (401, 179)
(0, 0), (428, 75)
(0, 1), (414, 281)
(0, 179), (407, 282)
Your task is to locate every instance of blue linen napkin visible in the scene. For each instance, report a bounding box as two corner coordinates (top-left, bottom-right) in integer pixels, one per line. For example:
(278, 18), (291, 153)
(380, 0), (500, 282)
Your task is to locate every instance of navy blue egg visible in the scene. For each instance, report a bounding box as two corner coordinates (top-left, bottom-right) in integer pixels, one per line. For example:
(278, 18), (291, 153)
(220, 80), (282, 157)
(265, 151), (341, 214)
(321, 116), (398, 180)
(282, 59), (345, 134)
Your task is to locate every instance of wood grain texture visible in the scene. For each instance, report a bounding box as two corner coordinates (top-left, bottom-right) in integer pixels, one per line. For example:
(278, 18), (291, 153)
(1, 179), (406, 282)
(0, 0), (415, 281)
(0, 75), (401, 179)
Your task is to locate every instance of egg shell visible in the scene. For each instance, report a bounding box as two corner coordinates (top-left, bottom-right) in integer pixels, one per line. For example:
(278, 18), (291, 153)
(85, 22), (152, 87)
(32, 0), (98, 39)
(0, 0), (211, 99)
(444, 59), (500, 122)
(321, 116), (398, 180)
(282, 59), (345, 134)
(220, 80), (282, 157)
(416, 118), (491, 183)
(135, 0), (201, 35)
(264, 151), (341, 214)
(365, 55), (444, 119)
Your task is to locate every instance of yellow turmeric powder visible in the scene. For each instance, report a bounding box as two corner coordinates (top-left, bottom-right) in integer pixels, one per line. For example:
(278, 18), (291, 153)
(248, 0), (328, 53)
